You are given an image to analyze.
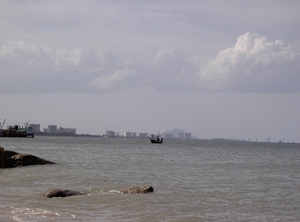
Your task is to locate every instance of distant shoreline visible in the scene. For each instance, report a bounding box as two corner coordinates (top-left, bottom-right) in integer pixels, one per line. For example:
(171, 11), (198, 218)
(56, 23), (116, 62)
(34, 132), (102, 137)
(23, 133), (298, 144)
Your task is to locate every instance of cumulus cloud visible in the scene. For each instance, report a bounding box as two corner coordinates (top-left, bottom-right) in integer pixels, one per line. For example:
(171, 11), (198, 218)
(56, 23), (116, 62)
(148, 47), (197, 91)
(0, 41), (121, 93)
(198, 32), (300, 92)
(89, 69), (145, 91)
(1, 32), (300, 93)
(0, 41), (51, 76)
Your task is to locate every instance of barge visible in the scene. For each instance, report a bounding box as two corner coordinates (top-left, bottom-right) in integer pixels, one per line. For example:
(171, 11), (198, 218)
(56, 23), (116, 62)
(0, 125), (34, 138)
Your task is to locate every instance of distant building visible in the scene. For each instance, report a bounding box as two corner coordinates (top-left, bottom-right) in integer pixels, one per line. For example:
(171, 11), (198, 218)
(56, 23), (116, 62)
(139, 133), (148, 138)
(58, 127), (64, 133)
(48, 125), (57, 133)
(267, 137), (270, 142)
(106, 131), (115, 137)
(179, 132), (185, 139)
(58, 127), (76, 134)
(185, 133), (192, 140)
(124, 132), (136, 137)
(65, 128), (76, 134)
(30, 124), (40, 133)
(165, 133), (174, 139)
(124, 132), (131, 137)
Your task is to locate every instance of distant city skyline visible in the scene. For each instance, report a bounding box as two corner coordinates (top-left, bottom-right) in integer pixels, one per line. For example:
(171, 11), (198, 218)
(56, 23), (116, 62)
(29, 123), (195, 139)
(0, 119), (294, 143)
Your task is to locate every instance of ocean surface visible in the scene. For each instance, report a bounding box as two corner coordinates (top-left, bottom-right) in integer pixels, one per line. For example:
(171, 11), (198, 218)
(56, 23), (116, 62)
(0, 136), (300, 222)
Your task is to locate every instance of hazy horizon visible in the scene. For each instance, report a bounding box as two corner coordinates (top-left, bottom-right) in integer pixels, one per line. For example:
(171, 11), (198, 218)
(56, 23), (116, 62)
(1, 1), (299, 143)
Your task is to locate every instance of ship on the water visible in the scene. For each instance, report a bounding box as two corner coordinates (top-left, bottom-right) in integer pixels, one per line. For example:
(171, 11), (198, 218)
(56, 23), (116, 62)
(0, 120), (34, 138)
(148, 132), (164, 144)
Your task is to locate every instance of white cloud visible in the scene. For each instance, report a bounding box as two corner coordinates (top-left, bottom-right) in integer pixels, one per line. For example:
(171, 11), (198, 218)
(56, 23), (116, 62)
(0, 41), (51, 76)
(89, 69), (144, 91)
(0, 41), (122, 93)
(1, 32), (300, 93)
(147, 47), (197, 91)
(199, 32), (300, 92)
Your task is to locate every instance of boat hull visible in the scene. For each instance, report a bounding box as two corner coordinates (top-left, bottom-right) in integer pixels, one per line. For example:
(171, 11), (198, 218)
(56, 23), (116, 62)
(0, 128), (34, 138)
(150, 138), (163, 144)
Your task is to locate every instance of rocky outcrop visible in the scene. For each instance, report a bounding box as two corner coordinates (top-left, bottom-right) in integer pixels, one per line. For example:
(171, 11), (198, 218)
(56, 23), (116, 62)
(10, 153), (54, 167)
(119, 185), (154, 194)
(40, 185), (154, 198)
(40, 189), (83, 198)
(0, 147), (54, 168)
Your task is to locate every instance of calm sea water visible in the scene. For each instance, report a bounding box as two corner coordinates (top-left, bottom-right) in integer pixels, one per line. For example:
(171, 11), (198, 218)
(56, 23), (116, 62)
(0, 136), (300, 221)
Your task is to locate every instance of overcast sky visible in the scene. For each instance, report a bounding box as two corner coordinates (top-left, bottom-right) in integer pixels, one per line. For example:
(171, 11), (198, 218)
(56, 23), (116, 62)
(1, 0), (300, 142)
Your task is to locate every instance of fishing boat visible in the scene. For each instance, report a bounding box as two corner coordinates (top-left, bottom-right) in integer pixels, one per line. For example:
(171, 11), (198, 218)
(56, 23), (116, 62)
(0, 129), (5, 137)
(148, 133), (164, 144)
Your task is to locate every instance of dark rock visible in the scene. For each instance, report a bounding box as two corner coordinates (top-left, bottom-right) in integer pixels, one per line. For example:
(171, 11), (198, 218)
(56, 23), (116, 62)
(11, 153), (54, 166)
(40, 189), (83, 198)
(4, 157), (18, 168)
(4, 150), (19, 159)
(2, 150), (54, 168)
(119, 185), (154, 194)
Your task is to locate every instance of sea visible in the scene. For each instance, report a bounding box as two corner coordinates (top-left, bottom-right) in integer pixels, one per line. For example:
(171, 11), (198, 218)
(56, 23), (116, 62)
(0, 136), (300, 222)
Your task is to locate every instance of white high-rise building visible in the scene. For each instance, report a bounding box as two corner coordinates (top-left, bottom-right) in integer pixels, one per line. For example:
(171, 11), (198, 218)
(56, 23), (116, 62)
(124, 132), (136, 137)
(30, 124), (40, 133)
(48, 125), (57, 133)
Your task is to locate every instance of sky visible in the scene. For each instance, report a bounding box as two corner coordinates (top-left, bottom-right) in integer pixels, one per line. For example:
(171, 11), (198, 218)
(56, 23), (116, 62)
(0, 0), (300, 142)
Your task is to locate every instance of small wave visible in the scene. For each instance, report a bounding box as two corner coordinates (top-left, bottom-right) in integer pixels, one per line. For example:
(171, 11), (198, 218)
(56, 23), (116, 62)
(85, 187), (121, 195)
(109, 189), (121, 194)
(8, 206), (76, 222)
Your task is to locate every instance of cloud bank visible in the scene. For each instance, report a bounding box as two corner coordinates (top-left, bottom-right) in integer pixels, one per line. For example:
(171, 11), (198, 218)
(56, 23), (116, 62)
(1, 32), (299, 93)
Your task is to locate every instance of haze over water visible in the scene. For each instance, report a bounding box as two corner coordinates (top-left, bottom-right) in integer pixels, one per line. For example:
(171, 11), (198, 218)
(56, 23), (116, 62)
(1, 136), (300, 221)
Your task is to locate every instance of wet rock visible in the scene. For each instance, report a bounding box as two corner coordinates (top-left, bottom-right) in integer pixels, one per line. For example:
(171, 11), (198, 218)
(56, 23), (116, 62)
(3, 150), (19, 159)
(10, 153), (54, 166)
(0, 146), (4, 168)
(40, 189), (83, 198)
(2, 149), (54, 168)
(119, 185), (154, 194)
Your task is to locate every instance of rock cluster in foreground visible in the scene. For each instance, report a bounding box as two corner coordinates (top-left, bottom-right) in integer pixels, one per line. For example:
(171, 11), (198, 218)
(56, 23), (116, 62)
(1, 147), (154, 198)
(0, 146), (54, 168)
